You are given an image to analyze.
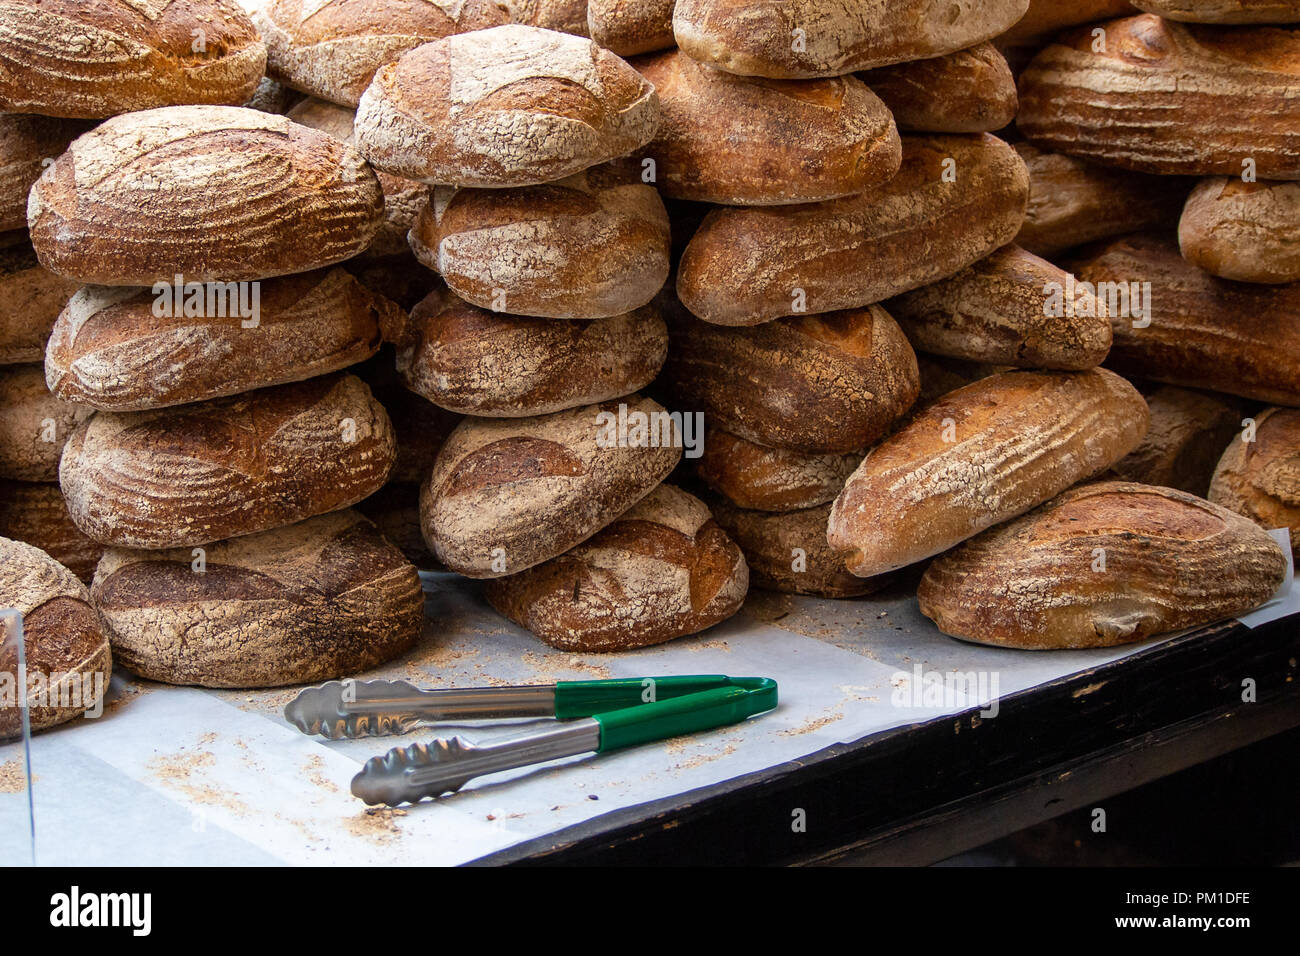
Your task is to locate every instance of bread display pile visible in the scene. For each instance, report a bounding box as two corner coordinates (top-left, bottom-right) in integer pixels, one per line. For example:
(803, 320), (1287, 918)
(0, 0), (1296, 735)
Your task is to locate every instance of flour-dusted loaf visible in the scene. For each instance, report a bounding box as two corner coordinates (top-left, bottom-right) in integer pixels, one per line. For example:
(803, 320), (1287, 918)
(0, 0), (266, 118)
(1111, 386), (1246, 496)
(60, 373), (396, 549)
(92, 510), (423, 688)
(673, 0), (1029, 78)
(697, 429), (860, 512)
(859, 42), (1017, 134)
(45, 269), (397, 412)
(659, 300), (920, 454)
(421, 395), (681, 577)
(589, 0), (676, 54)
(484, 484), (748, 651)
(918, 481), (1287, 649)
(997, 0), (1139, 45)
(676, 133), (1029, 326)
(1178, 178), (1300, 284)
(355, 25), (659, 187)
(0, 114), (93, 232)
(1067, 233), (1300, 406)
(1209, 406), (1300, 556)
(1018, 15), (1300, 179)
(0, 481), (102, 583)
(411, 162), (670, 318)
(0, 246), (80, 366)
(0, 364), (91, 482)
(0, 537), (110, 734)
(886, 244), (1112, 370)
(1132, 0), (1300, 22)
(28, 106), (384, 285)
(389, 286), (667, 417)
(1012, 142), (1189, 257)
(634, 50), (901, 205)
(828, 369), (1150, 577)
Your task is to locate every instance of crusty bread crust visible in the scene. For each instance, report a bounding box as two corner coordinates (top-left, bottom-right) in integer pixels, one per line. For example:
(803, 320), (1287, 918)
(1179, 177), (1300, 284)
(697, 429), (861, 512)
(859, 42), (1017, 134)
(0, 364), (91, 482)
(1209, 406), (1300, 557)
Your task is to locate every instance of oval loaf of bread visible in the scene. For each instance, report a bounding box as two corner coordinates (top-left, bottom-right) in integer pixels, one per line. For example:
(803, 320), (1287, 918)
(0, 245), (81, 365)
(1209, 406), (1300, 557)
(28, 106), (385, 285)
(0, 480), (103, 583)
(0, 364), (91, 482)
(918, 481), (1287, 649)
(484, 484), (748, 651)
(354, 25), (659, 187)
(828, 369), (1150, 577)
(1178, 178), (1300, 284)
(1132, 0), (1300, 22)
(60, 373), (397, 549)
(1110, 385), (1245, 496)
(859, 42), (1018, 134)
(588, 0), (677, 55)
(697, 429), (861, 513)
(420, 395), (681, 577)
(0, 114), (92, 232)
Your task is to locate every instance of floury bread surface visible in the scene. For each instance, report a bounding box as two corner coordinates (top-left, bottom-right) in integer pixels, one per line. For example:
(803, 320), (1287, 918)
(0, 114), (92, 232)
(858, 42), (1017, 134)
(1209, 406), (1300, 557)
(697, 430), (861, 513)
(0, 480), (103, 582)
(1110, 386), (1245, 496)
(0, 246), (81, 365)
(0, 364), (91, 481)
(1178, 178), (1300, 284)
(588, 0), (677, 54)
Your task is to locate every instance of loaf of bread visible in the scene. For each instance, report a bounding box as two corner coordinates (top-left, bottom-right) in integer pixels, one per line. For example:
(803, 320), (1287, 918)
(659, 300), (920, 454)
(355, 25), (659, 187)
(886, 244), (1113, 371)
(1012, 142), (1189, 257)
(45, 269), (397, 412)
(92, 510), (423, 688)
(1067, 233), (1300, 406)
(411, 163), (671, 319)
(1178, 178), (1300, 284)
(0, 364), (91, 482)
(286, 97), (430, 259)
(421, 395), (681, 577)
(709, 497), (890, 598)
(28, 106), (384, 286)
(589, 0), (676, 54)
(356, 481), (438, 568)
(521, 0), (591, 35)
(918, 481), (1287, 649)
(697, 429), (860, 512)
(1018, 15), (1300, 179)
(1209, 406), (1300, 556)
(389, 286), (667, 417)
(0, 114), (92, 232)
(0, 0), (266, 118)
(0, 481), (103, 583)
(673, 0), (1029, 78)
(997, 0), (1139, 46)
(0, 537), (111, 734)
(1111, 386), (1246, 496)
(484, 484), (748, 651)
(676, 134), (1029, 326)
(634, 50), (901, 205)
(828, 369), (1149, 577)
(859, 42), (1017, 134)
(1132, 0), (1300, 22)
(0, 246), (80, 366)
(60, 373), (396, 549)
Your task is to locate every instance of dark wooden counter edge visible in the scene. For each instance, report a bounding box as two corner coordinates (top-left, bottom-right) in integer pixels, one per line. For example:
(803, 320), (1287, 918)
(467, 611), (1300, 866)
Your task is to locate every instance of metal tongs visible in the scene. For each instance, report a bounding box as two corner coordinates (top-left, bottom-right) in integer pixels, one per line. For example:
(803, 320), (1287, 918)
(286, 675), (778, 806)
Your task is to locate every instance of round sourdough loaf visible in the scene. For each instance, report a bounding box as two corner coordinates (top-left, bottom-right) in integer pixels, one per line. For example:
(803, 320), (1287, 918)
(389, 286), (667, 417)
(354, 25), (659, 187)
(411, 163), (671, 319)
(1066, 233), (1300, 406)
(675, 133), (1029, 326)
(1178, 178), (1300, 284)
(0, 537), (110, 735)
(1018, 15), (1300, 179)
(0, 246), (81, 366)
(91, 510), (423, 688)
(1012, 142), (1189, 257)
(0, 114), (93, 232)
(697, 429), (861, 512)
(589, 0), (676, 54)
(918, 481), (1287, 649)
(0, 481), (103, 582)
(27, 106), (384, 285)
(420, 395), (681, 577)
(859, 42), (1017, 134)
(828, 369), (1150, 577)
(1209, 406), (1300, 556)
(45, 269), (396, 412)
(484, 484), (748, 651)
(0, 364), (91, 482)
(1132, 0), (1300, 22)
(1111, 386), (1246, 496)
(673, 0), (1029, 77)
(885, 244), (1113, 371)
(708, 497), (892, 598)
(633, 50), (901, 205)
(0, 0), (266, 118)
(60, 373), (397, 549)
(659, 300), (920, 454)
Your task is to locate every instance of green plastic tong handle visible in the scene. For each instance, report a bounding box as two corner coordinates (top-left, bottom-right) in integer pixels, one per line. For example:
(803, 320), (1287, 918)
(554, 675), (764, 719)
(583, 677), (779, 753)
